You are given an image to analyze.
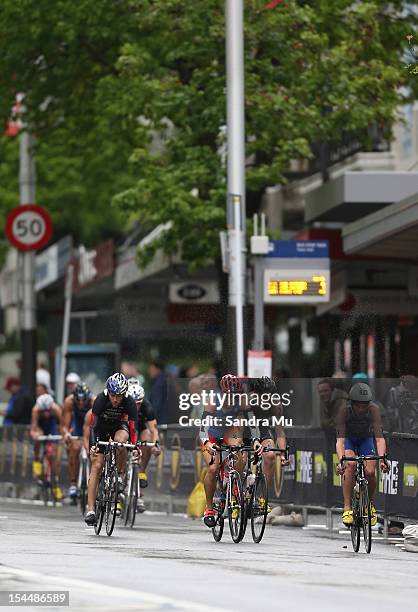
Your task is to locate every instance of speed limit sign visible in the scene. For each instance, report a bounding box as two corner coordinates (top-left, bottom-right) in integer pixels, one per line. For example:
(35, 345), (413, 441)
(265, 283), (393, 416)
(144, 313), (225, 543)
(5, 204), (53, 252)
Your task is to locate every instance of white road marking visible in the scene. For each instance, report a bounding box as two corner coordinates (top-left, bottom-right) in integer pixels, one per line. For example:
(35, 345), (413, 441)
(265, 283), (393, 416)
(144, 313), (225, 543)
(0, 565), (233, 612)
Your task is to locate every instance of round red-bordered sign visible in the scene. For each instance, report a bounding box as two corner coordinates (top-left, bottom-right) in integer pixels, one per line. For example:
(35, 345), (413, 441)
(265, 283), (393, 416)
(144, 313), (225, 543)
(5, 204), (53, 252)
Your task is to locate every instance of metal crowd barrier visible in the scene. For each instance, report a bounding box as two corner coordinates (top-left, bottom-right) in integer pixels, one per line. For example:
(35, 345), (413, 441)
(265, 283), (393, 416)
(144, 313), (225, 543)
(0, 425), (417, 526)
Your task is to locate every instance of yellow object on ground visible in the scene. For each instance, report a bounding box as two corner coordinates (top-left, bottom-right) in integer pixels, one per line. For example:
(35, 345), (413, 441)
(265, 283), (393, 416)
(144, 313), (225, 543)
(53, 486), (64, 501)
(187, 481), (206, 518)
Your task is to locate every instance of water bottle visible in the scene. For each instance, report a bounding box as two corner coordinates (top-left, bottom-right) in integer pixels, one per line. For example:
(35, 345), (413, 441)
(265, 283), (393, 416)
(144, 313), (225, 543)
(247, 473), (256, 488)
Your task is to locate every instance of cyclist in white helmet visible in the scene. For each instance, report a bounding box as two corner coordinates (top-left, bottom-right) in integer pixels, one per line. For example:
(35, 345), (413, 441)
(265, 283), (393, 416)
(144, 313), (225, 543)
(30, 393), (63, 499)
(128, 381), (161, 511)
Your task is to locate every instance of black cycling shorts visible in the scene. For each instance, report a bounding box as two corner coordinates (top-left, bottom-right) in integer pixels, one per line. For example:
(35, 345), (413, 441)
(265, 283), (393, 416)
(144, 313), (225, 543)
(92, 420), (130, 453)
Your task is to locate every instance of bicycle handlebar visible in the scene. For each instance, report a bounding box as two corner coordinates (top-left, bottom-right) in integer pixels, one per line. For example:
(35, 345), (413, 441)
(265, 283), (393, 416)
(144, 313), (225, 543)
(340, 453), (389, 465)
(96, 440), (137, 450)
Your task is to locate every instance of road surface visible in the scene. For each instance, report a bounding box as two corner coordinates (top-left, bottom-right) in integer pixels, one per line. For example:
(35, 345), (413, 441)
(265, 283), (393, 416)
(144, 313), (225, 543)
(0, 501), (417, 611)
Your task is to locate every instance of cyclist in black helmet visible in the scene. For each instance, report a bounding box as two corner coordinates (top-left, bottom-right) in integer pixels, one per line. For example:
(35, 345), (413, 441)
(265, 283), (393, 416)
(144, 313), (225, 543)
(335, 382), (389, 527)
(245, 377), (289, 509)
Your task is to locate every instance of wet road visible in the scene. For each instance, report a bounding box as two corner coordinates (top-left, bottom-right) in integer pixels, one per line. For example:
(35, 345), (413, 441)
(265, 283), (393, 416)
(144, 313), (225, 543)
(0, 501), (417, 611)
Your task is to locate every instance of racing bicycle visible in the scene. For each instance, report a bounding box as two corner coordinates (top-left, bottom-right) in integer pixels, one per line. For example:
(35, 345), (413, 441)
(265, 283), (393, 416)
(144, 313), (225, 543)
(340, 454), (389, 554)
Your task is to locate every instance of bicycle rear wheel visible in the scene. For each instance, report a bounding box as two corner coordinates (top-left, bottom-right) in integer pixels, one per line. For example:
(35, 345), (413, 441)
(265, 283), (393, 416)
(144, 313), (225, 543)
(125, 465), (138, 528)
(228, 471), (245, 543)
(212, 474), (225, 542)
(95, 476), (105, 535)
(360, 483), (372, 554)
(105, 468), (118, 536)
(79, 461), (87, 515)
(350, 492), (360, 552)
(251, 474), (268, 544)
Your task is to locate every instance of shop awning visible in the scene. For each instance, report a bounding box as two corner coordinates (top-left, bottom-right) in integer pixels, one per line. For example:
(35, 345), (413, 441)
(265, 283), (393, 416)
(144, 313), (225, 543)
(342, 192), (418, 258)
(305, 172), (418, 223)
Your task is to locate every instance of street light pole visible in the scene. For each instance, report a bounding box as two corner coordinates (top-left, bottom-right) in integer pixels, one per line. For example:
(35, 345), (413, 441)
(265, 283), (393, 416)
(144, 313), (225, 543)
(226, 0), (246, 376)
(19, 131), (37, 398)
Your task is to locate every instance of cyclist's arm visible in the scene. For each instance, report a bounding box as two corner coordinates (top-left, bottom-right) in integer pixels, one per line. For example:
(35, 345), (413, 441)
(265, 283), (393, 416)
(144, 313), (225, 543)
(83, 409), (91, 450)
(126, 398), (138, 445)
(61, 397), (73, 436)
(52, 403), (62, 421)
(90, 396), (104, 447)
(371, 403), (386, 456)
(30, 406), (40, 438)
(335, 405), (347, 461)
(146, 419), (160, 443)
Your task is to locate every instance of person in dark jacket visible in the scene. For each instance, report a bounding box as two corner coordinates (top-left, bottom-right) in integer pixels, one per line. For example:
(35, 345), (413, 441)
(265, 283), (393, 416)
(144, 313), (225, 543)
(148, 361), (168, 424)
(3, 377), (32, 425)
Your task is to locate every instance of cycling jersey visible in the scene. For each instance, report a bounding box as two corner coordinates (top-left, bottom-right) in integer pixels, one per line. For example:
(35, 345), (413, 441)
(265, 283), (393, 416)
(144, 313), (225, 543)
(336, 401), (383, 441)
(38, 411), (58, 436)
(137, 398), (156, 432)
(200, 392), (243, 442)
(71, 397), (94, 437)
(90, 391), (137, 448)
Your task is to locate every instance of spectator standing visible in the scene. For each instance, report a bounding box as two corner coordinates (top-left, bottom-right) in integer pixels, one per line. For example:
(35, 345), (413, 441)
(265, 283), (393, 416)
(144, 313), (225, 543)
(148, 361), (168, 424)
(3, 377), (32, 425)
(317, 378), (348, 431)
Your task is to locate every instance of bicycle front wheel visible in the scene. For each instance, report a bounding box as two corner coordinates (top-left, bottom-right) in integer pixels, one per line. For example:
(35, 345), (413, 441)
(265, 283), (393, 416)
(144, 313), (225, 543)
(105, 468), (118, 536)
(212, 474), (225, 542)
(350, 491), (360, 553)
(251, 474), (268, 544)
(228, 471), (245, 544)
(360, 483), (372, 554)
(125, 466), (138, 528)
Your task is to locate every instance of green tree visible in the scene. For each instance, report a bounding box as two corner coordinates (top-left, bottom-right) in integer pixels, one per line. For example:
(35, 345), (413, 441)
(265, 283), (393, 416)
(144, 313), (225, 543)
(0, 0), (416, 264)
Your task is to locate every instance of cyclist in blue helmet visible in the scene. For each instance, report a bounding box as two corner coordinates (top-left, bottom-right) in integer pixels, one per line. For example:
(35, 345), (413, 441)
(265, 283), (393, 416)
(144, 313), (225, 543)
(85, 372), (138, 526)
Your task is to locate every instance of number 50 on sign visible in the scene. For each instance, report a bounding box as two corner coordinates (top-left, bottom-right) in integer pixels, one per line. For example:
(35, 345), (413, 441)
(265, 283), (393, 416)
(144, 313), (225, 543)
(5, 204), (53, 252)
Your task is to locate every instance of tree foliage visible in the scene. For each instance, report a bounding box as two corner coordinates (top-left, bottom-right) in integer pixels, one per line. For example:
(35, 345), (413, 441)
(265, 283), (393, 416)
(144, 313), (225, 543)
(0, 0), (416, 265)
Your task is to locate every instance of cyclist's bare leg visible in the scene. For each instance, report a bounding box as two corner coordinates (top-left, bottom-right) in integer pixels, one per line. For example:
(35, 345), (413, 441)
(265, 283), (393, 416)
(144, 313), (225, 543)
(261, 438), (275, 487)
(365, 459), (377, 502)
(342, 449), (356, 509)
(202, 448), (220, 511)
(114, 429), (129, 479)
(68, 439), (81, 485)
(225, 428), (244, 472)
(139, 429), (152, 472)
(87, 453), (105, 512)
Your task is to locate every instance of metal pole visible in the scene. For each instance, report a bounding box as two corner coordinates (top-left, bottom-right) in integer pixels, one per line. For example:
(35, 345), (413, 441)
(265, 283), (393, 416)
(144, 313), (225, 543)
(57, 264), (74, 404)
(226, 0), (246, 376)
(19, 131), (37, 399)
(254, 257), (264, 351)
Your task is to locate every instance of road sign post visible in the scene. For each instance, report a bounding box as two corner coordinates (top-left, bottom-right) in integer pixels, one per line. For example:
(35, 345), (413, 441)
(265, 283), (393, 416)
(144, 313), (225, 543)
(5, 195), (53, 399)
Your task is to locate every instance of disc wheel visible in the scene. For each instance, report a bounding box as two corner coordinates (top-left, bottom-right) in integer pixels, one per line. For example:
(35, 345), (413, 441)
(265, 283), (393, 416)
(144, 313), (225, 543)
(228, 471), (245, 544)
(105, 469), (118, 536)
(251, 474), (268, 543)
(212, 474), (225, 542)
(360, 484), (372, 554)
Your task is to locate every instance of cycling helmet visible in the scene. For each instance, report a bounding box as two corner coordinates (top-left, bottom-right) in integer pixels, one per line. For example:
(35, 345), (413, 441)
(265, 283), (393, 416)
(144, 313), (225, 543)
(127, 377), (139, 386)
(219, 374), (242, 393)
(349, 383), (373, 403)
(127, 382), (145, 402)
(66, 372), (80, 384)
(36, 393), (54, 411)
(106, 372), (128, 396)
(251, 376), (277, 394)
(73, 382), (91, 403)
(352, 373), (368, 380)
